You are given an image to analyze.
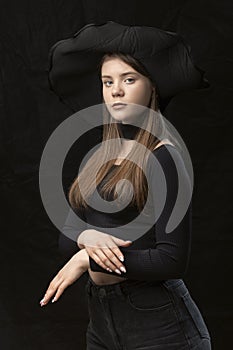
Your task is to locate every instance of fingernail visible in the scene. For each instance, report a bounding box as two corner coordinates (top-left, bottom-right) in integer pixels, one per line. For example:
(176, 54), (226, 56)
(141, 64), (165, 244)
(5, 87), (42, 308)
(52, 298), (56, 303)
(106, 268), (113, 272)
(120, 266), (126, 273)
(119, 256), (124, 262)
(40, 298), (45, 306)
(115, 269), (121, 275)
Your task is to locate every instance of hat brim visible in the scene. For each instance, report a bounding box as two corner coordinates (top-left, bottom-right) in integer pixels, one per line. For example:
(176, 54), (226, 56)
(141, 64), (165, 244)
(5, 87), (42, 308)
(48, 21), (209, 112)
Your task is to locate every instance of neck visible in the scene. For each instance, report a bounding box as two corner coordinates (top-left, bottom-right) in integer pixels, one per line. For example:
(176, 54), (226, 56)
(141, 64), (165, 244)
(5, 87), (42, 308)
(118, 122), (141, 140)
(117, 112), (147, 140)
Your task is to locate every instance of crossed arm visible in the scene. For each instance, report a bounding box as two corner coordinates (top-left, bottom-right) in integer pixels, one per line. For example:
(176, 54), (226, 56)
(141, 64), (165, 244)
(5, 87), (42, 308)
(40, 145), (192, 306)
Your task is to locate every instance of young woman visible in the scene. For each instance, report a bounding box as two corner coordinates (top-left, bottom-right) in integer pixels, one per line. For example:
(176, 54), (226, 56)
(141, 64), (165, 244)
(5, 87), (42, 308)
(40, 50), (212, 349)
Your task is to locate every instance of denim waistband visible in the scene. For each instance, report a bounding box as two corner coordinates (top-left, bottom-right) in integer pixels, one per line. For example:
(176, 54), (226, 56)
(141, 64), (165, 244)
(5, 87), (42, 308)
(86, 275), (184, 298)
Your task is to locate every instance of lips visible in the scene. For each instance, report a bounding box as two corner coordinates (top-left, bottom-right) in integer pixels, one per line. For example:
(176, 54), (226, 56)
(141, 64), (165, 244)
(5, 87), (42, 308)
(112, 102), (126, 106)
(112, 102), (127, 109)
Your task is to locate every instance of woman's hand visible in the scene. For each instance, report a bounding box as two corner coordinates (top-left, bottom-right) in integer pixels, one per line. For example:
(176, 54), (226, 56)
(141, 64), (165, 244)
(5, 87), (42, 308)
(39, 249), (89, 307)
(77, 229), (132, 275)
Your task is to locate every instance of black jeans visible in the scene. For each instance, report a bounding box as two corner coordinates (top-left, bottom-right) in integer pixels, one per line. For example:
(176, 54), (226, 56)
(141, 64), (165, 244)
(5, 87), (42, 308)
(85, 276), (211, 349)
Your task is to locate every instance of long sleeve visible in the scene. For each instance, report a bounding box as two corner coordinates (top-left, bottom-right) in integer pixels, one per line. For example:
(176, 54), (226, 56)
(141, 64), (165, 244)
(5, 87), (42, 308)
(89, 145), (192, 281)
(58, 205), (87, 259)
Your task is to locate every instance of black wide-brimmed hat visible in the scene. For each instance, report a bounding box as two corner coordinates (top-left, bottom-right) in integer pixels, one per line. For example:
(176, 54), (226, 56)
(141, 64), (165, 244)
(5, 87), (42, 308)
(48, 21), (209, 112)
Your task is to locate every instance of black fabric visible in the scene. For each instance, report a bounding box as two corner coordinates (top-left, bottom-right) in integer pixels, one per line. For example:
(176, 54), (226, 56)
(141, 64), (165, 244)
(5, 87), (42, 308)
(90, 145), (192, 281)
(0, 1), (232, 349)
(85, 277), (211, 348)
(48, 21), (209, 112)
(118, 122), (141, 140)
(62, 144), (192, 281)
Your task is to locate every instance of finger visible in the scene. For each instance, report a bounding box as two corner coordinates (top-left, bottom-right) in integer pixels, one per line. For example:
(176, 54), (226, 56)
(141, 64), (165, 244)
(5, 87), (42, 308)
(106, 240), (131, 262)
(90, 251), (114, 272)
(112, 237), (132, 246)
(120, 241), (132, 245)
(40, 278), (61, 306)
(95, 248), (127, 275)
(50, 282), (68, 303)
(87, 247), (124, 274)
(108, 245), (125, 262)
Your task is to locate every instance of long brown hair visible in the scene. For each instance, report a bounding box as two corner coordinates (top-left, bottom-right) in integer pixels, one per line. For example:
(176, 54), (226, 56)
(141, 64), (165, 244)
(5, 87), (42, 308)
(69, 52), (180, 212)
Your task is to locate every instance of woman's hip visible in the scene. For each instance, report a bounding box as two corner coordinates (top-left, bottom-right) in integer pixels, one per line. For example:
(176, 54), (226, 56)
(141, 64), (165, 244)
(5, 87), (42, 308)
(85, 277), (211, 349)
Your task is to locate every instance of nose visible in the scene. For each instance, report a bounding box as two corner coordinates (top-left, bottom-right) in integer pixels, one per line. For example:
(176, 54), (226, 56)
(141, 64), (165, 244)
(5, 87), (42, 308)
(111, 82), (124, 97)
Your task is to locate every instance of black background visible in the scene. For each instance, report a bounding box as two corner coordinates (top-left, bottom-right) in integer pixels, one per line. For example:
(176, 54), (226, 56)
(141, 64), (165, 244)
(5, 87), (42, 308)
(0, 1), (232, 349)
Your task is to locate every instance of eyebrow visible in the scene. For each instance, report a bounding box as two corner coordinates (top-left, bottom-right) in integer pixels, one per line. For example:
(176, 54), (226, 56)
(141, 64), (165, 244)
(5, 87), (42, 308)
(101, 71), (139, 78)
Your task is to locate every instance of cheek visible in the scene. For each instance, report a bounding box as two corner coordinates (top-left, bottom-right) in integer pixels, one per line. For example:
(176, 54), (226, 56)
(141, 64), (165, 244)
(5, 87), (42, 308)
(102, 89), (110, 103)
(133, 86), (151, 105)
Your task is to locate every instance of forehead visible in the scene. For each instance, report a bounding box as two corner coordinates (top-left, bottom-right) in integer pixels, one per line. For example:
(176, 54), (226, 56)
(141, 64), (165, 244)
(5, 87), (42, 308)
(101, 57), (136, 73)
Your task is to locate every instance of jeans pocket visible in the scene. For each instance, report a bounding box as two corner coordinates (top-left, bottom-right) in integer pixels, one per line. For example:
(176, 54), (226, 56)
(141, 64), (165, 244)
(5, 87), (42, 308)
(126, 282), (173, 311)
(181, 292), (210, 339)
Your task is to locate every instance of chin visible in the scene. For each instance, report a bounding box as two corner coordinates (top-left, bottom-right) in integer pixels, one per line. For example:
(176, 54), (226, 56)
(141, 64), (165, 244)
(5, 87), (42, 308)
(107, 104), (147, 123)
(111, 112), (132, 122)
(112, 116), (134, 124)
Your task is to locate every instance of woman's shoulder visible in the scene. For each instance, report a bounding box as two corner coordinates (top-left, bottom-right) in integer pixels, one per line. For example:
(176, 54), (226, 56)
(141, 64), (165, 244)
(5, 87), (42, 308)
(149, 139), (191, 191)
(150, 139), (186, 173)
(152, 138), (175, 151)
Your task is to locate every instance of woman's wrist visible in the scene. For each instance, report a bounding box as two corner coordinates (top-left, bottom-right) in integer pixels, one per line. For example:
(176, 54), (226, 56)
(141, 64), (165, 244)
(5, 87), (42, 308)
(75, 248), (90, 271)
(77, 229), (98, 249)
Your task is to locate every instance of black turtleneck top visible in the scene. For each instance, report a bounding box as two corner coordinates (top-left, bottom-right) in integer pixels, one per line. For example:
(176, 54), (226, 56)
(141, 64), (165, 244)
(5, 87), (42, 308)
(117, 122), (141, 139)
(60, 123), (192, 282)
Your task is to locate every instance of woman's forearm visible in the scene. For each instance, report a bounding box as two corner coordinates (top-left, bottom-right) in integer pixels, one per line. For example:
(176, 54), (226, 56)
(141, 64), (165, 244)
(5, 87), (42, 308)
(76, 248), (90, 271)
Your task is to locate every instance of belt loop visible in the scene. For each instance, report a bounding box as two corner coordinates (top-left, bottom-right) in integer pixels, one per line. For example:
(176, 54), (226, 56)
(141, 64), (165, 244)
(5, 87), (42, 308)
(119, 282), (129, 297)
(113, 284), (124, 300)
(86, 278), (92, 296)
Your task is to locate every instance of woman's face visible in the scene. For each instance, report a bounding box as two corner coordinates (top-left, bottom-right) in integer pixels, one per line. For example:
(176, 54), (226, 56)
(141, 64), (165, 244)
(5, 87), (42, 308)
(101, 57), (154, 123)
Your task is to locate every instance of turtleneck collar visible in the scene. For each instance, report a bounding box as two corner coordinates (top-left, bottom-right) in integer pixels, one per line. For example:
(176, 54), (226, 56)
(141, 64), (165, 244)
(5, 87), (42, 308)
(117, 122), (141, 140)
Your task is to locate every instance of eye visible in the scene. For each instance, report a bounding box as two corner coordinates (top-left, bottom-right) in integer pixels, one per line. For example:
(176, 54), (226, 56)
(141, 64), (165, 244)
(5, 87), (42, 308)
(103, 80), (113, 87)
(125, 78), (135, 84)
